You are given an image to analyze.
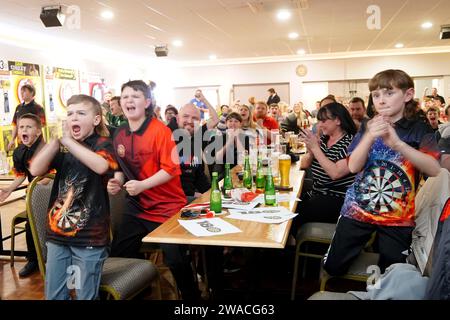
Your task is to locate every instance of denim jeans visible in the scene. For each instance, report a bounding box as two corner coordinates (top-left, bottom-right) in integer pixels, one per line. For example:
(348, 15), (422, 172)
(45, 241), (108, 300)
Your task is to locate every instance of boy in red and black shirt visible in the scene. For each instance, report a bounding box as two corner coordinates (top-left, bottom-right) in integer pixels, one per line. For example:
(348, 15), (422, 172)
(108, 80), (199, 300)
(8, 83), (46, 151)
(0, 113), (45, 277)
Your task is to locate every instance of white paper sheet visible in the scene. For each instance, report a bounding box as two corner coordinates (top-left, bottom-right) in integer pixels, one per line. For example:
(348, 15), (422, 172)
(254, 193), (301, 204)
(276, 193), (302, 202)
(178, 218), (242, 237)
(227, 207), (297, 224)
(221, 197), (260, 210)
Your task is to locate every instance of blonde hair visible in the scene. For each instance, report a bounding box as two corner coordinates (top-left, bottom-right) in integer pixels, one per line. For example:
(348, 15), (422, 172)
(67, 94), (110, 137)
(278, 101), (289, 114)
(294, 101), (306, 127)
(239, 104), (257, 129)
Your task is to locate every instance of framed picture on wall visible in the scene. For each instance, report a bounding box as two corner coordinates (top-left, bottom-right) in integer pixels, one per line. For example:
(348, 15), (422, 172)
(0, 125), (15, 157)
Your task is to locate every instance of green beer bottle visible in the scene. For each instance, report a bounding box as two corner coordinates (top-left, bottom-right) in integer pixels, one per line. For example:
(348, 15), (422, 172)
(243, 151), (252, 189)
(223, 163), (233, 198)
(255, 155), (265, 192)
(264, 165), (276, 206)
(210, 172), (222, 213)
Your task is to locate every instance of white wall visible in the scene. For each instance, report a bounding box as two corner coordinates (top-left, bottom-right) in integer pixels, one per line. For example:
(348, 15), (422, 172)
(170, 52), (450, 111)
(2, 39), (450, 112)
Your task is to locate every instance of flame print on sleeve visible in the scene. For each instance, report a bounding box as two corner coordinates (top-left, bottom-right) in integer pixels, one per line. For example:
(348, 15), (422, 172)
(96, 149), (118, 171)
(12, 167), (25, 178)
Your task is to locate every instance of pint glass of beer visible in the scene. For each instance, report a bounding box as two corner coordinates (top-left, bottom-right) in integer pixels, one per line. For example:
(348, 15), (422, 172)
(279, 154), (291, 188)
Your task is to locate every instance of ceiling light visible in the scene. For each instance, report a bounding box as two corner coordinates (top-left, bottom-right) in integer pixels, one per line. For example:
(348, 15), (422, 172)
(421, 22), (433, 29)
(172, 39), (183, 47)
(209, 54), (217, 60)
(277, 9), (291, 21)
(100, 10), (114, 20)
(288, 32), (299, 39)
(297, 49), (306, 55)
(395, 43), (404, 48)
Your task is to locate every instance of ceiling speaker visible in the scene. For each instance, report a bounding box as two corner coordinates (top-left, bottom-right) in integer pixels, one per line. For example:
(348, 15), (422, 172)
(40, 6), (65, 27)
(155, 45), (168, 57)
(440, 25), (450, 40)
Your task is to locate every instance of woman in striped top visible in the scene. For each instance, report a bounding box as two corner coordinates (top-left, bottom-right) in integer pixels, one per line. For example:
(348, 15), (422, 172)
(293, 102), (357, 228)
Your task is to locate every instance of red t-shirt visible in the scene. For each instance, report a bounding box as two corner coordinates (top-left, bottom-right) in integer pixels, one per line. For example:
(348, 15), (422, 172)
(253, 115), (279, 144)
(113, 117), (186, 223)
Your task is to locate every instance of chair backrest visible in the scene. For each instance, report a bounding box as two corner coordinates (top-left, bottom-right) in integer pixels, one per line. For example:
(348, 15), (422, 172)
(411, 168), (450, 276)
(109, 189), (126, 240)
(26, 174), (54, 279)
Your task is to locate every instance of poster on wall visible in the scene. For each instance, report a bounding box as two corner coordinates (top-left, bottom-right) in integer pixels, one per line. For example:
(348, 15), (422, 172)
(0, 58), (12, 126)
(44, 66), (80, 124)
(79, 70), (109, 103)
(7, 60), (44, 118)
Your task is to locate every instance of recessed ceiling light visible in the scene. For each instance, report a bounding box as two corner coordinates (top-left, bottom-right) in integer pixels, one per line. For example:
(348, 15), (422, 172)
(209, 54), (217, 60)
(421, 22), (433, 29)
(297, 49), (306, 55)
(100, 10), (114, 20)
(277, 9), (291, 21)
(395, 43), (404, 48)
(172, 39), (183, 47)
(288, 32), (299, 39)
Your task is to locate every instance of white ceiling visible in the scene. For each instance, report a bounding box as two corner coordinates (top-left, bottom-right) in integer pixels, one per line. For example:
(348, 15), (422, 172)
(1, 0), (450, 63)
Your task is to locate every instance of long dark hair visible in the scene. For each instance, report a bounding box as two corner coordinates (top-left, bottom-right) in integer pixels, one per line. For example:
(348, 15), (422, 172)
(317, 102), (357, 136)
(366, 94), (376, 118)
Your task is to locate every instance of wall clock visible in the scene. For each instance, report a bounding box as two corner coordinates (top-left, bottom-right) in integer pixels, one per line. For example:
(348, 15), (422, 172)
(296, 64), (307, 77)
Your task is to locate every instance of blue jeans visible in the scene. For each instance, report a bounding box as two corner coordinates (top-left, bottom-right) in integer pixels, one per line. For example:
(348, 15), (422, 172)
(45, 241), (108, 300)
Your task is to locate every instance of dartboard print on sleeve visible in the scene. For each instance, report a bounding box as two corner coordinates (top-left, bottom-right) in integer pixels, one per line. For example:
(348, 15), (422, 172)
(355, 160), (412, 215)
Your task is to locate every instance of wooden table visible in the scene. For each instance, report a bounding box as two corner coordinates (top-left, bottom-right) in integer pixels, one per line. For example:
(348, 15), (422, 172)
(0, 180), (28, 257)
(0, 174), (16, 181)
(143, 162), (305, 249)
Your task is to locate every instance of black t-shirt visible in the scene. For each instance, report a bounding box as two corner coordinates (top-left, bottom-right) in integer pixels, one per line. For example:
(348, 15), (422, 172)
(12, 100), (46, 126)
(426, 94), (446, 105)
(12, 135), (44, 182)
(167, 118), (211, 196)
(46, 133), (117, 247)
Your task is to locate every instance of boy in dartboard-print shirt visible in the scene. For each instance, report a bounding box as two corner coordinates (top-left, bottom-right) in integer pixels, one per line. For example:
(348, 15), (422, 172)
(30, 94), (117, 300)
(324, 69), (441, 276)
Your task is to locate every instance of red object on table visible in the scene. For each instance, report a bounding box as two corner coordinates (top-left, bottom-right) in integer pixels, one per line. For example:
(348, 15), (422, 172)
(241, 192), (258, 202)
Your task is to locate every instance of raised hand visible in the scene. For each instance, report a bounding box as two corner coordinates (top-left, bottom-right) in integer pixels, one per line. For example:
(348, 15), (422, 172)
(107, 178), (123, 195)
(299, 129), (320, 152)
(61, 120), (71, 139)
(381, 123), (403, 150)
(366, 115), (390, 140)
(123, 180), (146, 196)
